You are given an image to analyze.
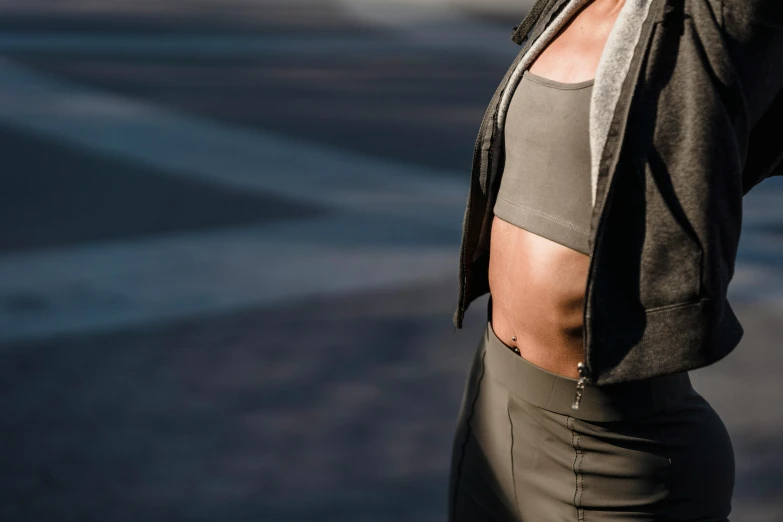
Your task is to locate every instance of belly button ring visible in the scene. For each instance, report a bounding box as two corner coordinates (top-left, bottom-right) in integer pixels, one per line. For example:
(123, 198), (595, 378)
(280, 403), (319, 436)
(512, 336), (517, 342)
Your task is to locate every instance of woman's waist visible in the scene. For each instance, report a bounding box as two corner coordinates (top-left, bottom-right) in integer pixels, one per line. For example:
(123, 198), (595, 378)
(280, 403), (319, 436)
(489, 298), (584, 379)
(482, 315), (694, 422)
(488, 217), (589, 323)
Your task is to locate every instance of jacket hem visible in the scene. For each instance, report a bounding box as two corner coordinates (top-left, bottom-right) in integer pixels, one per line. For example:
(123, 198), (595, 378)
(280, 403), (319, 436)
(589, 297), (744, 385)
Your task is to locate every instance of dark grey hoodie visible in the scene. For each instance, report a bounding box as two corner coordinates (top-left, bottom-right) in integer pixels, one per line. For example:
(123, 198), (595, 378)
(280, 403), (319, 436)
(452, 0), (783, 404)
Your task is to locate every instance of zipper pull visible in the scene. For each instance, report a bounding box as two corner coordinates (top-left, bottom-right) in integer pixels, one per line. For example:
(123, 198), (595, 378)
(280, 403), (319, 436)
(572, 362), (590, 410)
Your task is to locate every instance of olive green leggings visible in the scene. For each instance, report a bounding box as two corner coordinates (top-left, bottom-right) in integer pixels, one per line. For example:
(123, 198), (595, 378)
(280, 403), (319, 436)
(448, 303), (735, 521)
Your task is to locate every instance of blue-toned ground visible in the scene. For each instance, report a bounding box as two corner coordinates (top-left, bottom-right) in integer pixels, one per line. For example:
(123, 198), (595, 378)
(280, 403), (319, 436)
(0, 1), (781, 520)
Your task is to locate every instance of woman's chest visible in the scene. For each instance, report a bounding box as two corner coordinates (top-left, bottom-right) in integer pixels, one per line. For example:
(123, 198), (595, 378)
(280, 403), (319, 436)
(527, 1), (624, 83)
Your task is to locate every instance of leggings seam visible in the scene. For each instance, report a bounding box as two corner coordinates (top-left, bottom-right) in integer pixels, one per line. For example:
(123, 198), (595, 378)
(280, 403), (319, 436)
(450, 349), (488, 520)
(569, 416), (585, 522)
(507, 402), (521, 520)
(652, 415), (673, 515)
(578, 431), (585, 522)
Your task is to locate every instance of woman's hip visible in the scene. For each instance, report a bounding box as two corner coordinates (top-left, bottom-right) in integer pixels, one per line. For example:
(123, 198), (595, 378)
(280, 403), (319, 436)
(448, 321), (735, 521)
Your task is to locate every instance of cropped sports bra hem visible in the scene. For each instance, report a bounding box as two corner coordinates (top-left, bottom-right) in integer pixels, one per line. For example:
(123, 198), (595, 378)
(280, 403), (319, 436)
(522, 69), (595, 90)
(495, 194), (590, 236)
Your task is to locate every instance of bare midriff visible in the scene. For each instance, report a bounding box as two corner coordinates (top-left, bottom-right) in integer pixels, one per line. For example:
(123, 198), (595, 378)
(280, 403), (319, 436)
(488, 0), (624, 379)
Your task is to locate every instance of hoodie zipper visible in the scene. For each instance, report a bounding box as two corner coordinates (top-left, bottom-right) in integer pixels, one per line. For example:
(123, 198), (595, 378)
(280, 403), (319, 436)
(572, 362), (590, 409)
(572, 311), (591, 409)
(573, 168), (618, 409)
(572, 131), (623, 409)
(573, 176), (614, 409)
(573, 249), (598, 408)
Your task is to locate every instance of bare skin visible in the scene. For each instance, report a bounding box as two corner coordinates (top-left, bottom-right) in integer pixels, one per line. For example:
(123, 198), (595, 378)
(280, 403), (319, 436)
(488, 0), (624, 379)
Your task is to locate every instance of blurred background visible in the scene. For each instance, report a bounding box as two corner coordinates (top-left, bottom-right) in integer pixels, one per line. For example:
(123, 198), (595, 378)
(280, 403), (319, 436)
(0, 0), (782, 520)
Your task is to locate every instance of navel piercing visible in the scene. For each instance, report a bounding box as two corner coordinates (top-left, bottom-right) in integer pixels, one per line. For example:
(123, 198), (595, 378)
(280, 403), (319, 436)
(512, 336), (517, 342)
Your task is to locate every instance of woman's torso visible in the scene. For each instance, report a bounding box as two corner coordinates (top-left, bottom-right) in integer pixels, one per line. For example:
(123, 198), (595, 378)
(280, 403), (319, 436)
(488, 0), (624, 379)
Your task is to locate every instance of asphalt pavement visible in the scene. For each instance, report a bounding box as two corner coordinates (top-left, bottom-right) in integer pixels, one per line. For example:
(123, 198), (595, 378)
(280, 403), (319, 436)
(0, 1), (781, 520)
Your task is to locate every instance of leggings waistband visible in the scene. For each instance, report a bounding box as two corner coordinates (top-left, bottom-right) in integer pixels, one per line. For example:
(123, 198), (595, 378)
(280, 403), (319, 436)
(483, 320), (695, 422)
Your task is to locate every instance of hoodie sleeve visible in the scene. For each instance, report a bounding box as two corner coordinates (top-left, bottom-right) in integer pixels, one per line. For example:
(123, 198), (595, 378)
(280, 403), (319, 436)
(717, 0), (783, 127)
(716, 0), (783, 187)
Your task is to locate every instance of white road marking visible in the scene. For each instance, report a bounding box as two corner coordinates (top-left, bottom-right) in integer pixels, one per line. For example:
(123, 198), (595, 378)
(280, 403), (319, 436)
(0, 218), (457, 344)
(0, 59), (465, 343)
(0, 59), (467, 229)
(0, 33), (419, 57)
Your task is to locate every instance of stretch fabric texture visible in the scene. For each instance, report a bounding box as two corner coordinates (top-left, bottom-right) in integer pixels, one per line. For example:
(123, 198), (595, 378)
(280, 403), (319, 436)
(447, 298), (736, 521)
(493, 69), (594, 255)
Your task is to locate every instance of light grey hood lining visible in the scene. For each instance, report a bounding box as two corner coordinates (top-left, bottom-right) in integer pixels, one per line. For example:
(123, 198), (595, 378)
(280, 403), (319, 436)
(589, 0), (655, 207)
(497, 0), (590, 131)
(496, 0), (655, 208)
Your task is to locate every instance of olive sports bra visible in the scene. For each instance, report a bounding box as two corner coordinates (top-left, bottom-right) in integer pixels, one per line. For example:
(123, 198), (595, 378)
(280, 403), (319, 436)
(493, 69), (594, 255)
